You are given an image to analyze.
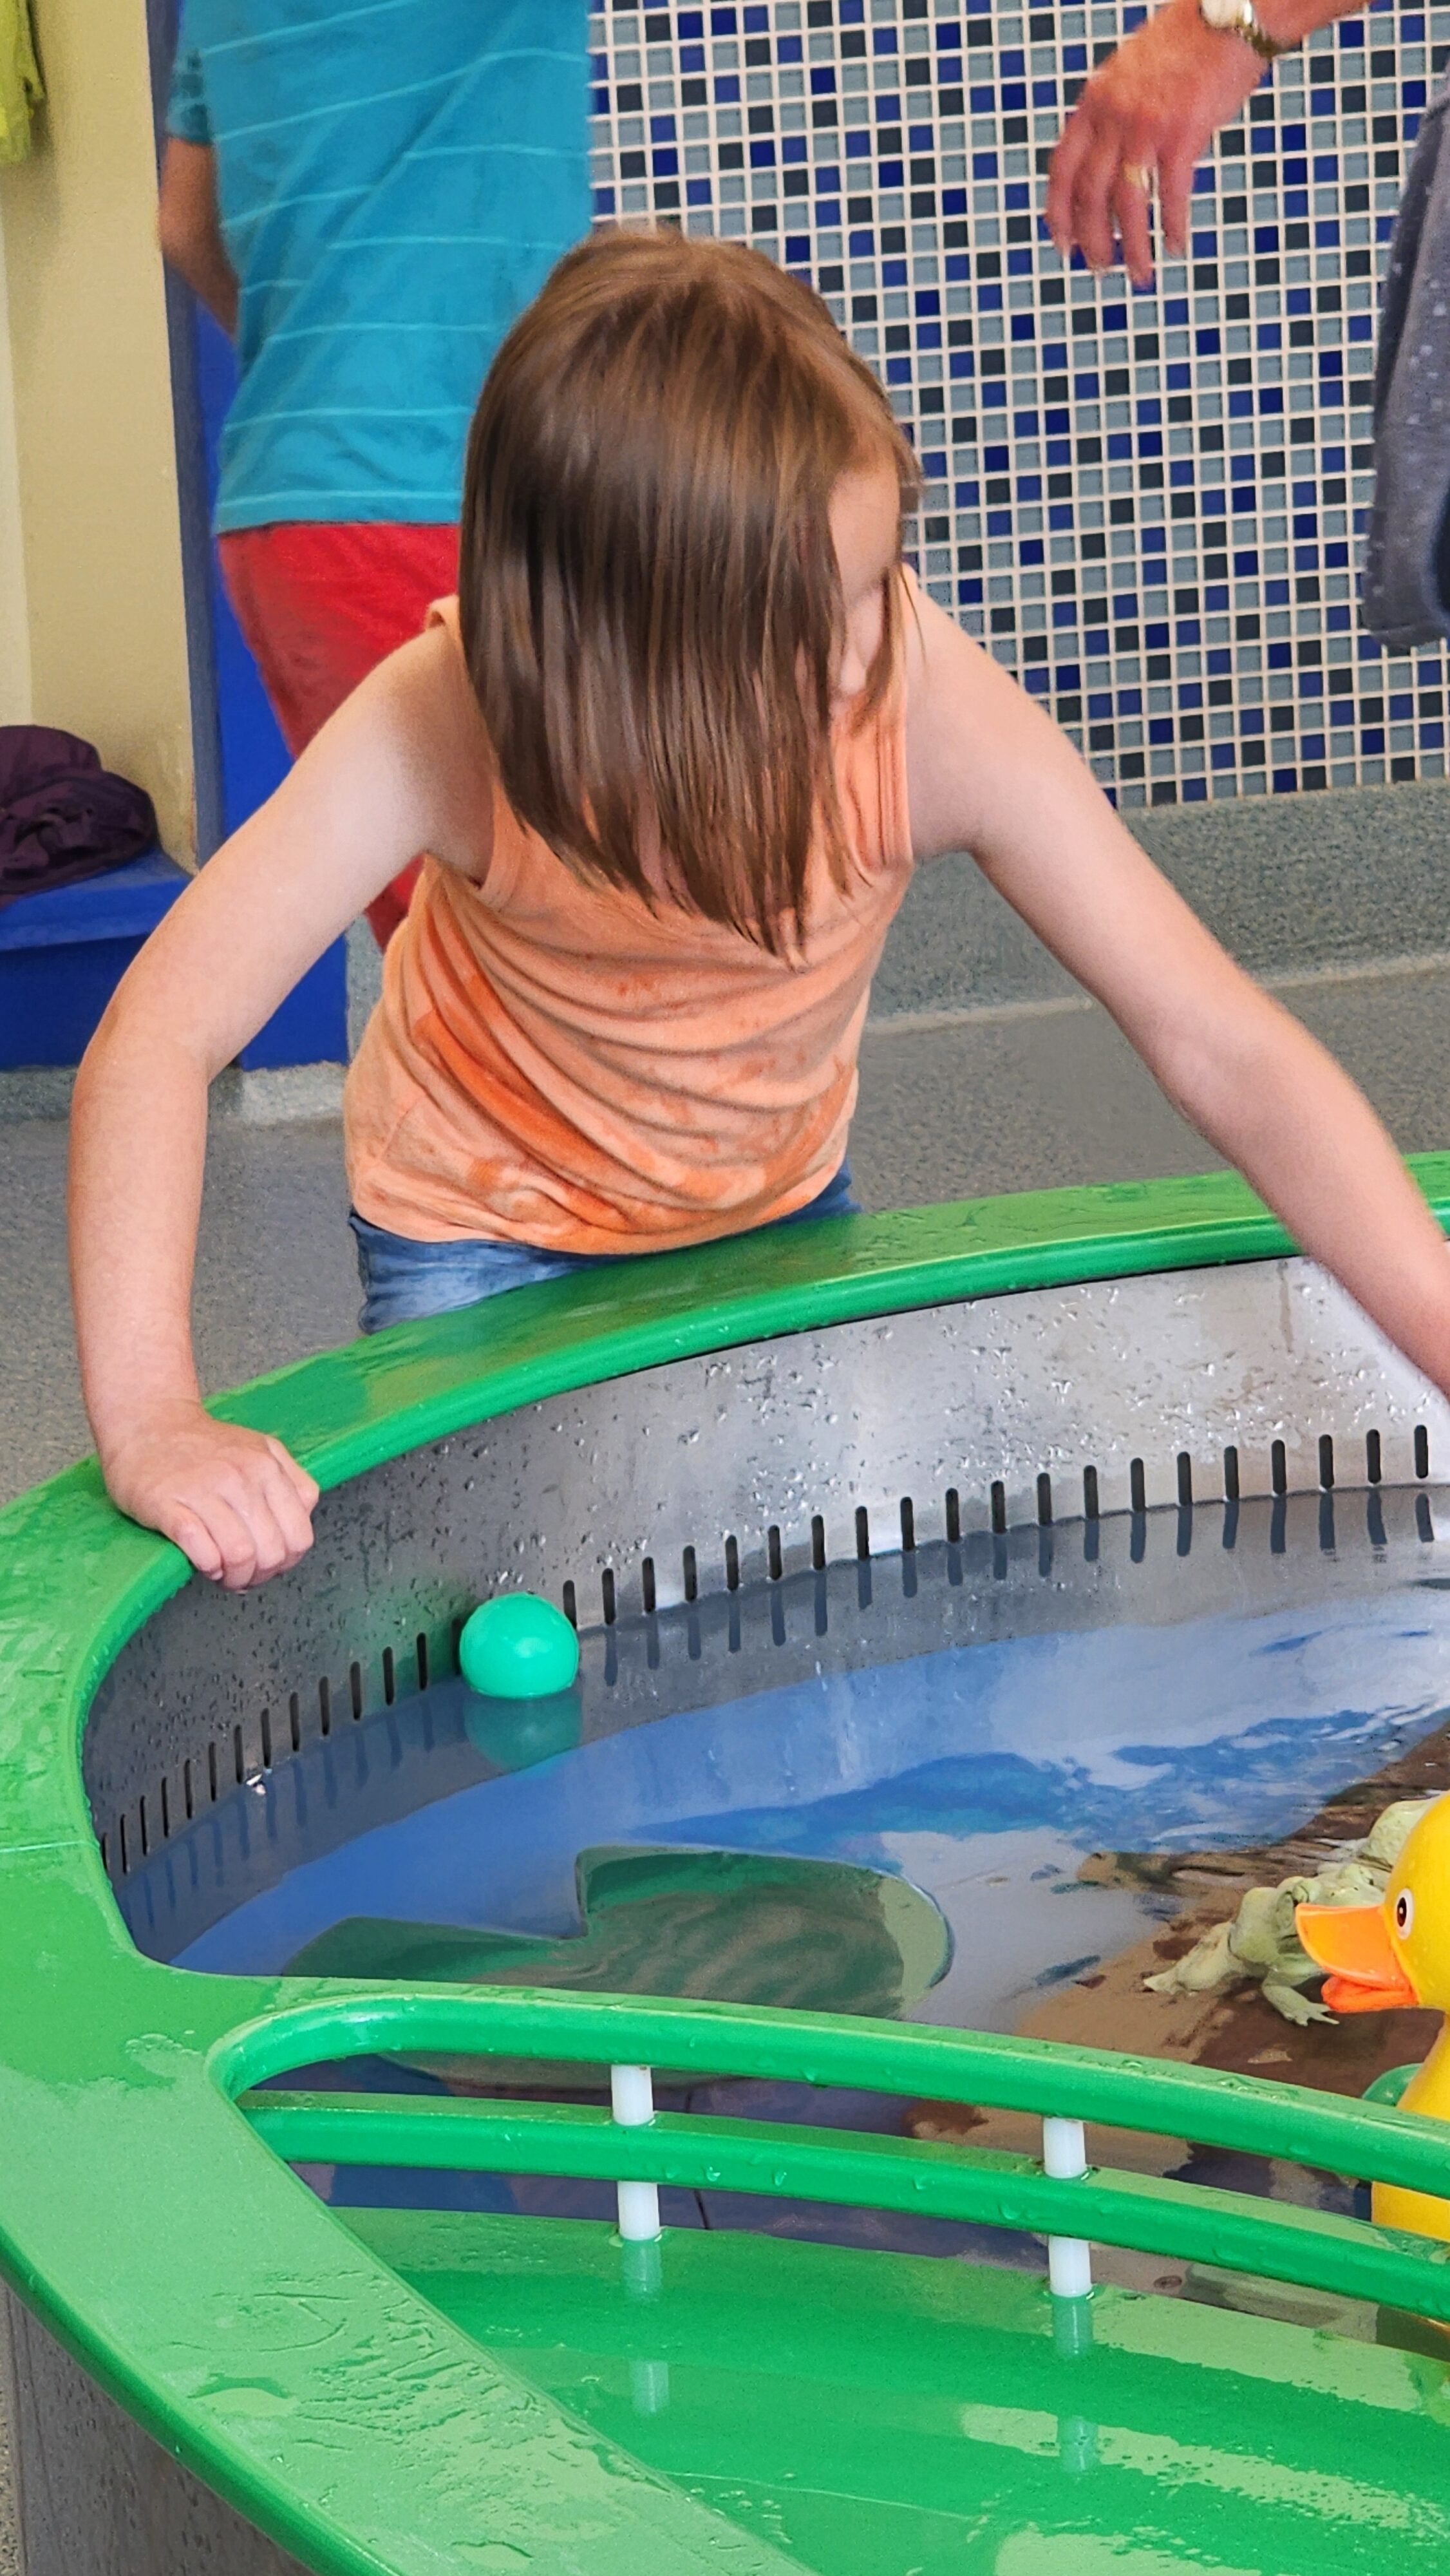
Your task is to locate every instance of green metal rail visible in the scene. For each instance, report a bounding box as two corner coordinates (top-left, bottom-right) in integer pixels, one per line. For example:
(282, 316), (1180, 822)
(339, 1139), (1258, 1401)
(217, 1984), (1449, 2199)
(231, 1985), (1450, 2325)
(244, 2090), (1449, 2324)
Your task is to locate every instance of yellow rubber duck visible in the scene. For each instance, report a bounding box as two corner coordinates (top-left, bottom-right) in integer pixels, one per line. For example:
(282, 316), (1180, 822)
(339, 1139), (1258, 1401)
(1297, 1794), (1450, 2240)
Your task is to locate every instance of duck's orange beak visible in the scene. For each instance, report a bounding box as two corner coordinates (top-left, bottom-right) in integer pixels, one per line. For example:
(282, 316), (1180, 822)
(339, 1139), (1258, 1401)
(1295, 1901), (1417, 2013)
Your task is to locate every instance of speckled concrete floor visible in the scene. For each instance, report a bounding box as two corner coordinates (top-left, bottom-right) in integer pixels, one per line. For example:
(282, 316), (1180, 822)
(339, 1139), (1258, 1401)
(872, 776), (1450, 1020)
(853, 951), (1450, 1206)
(0, 1112), (357, 1504)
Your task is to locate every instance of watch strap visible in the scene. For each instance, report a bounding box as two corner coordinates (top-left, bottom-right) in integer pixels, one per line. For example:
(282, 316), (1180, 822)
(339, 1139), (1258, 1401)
(1241, 5), (1293, 62)
(1204, 0), (1295, 61)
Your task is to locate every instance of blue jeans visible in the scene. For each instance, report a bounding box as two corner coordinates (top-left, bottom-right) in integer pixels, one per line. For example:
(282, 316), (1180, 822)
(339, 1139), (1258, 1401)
(350, 1164), (860, 1334)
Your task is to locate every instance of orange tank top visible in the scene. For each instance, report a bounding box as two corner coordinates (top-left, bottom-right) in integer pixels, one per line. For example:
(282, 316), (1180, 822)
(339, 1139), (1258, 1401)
(344, 595), (914, 1252)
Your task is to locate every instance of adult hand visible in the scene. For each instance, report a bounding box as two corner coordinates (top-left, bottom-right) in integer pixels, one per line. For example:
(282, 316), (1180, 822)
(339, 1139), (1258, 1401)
(101, 1400), (319, 1590)
(1046, 0), (1265, 283)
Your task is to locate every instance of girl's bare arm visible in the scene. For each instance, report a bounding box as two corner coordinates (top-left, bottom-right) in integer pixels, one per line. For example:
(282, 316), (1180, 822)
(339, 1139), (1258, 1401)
(71, 629), (487, 1589)
(903, 592), (1450, 1394)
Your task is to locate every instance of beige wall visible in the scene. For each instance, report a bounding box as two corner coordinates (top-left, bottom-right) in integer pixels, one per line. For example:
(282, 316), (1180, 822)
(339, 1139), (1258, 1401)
(0, 207), (30, 728)
(0, 0), (194, 858)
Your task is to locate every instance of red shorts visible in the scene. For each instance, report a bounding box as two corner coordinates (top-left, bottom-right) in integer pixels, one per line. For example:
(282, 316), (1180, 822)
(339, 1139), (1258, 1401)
(218, 522), (460, 948)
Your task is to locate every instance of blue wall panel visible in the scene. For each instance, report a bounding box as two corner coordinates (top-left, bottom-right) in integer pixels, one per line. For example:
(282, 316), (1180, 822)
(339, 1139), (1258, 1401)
(193, 310), (348, 1066)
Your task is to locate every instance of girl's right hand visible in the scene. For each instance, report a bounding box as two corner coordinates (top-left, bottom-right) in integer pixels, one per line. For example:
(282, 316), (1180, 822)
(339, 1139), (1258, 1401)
(69, 631), (463, 1598)
(100, 1401), (319, 1590)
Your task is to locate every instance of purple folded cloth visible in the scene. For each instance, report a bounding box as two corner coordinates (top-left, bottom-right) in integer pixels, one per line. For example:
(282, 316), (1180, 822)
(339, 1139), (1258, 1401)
(0, 724), (157, 911)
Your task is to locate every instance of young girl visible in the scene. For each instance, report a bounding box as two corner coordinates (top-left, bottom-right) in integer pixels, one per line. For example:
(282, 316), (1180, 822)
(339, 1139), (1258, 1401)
(71, 231), (1450, 1592)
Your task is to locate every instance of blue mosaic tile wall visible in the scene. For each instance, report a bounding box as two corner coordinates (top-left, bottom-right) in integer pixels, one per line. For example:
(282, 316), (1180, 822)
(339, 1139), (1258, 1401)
(587, 0), (1449, 807)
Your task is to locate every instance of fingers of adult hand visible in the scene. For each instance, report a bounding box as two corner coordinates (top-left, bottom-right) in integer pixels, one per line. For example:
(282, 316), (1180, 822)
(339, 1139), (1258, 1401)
(1112, 165), (1156, 287)
(1046, 112), (1094, 254)
(1072, 131), (1127, 273)
(1157, 140), (1199, 260)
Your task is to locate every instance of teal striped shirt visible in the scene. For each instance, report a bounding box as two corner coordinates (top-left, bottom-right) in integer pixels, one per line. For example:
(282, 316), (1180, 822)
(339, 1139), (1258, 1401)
(167, 1), (589, 533)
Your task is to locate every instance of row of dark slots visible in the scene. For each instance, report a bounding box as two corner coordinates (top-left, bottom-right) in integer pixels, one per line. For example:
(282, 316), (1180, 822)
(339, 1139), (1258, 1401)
(97, 1421), (1431, 1883)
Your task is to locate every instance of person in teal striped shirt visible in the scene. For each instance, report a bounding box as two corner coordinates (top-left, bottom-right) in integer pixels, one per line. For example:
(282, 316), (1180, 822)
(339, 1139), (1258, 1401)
(160, 0), (589, 944)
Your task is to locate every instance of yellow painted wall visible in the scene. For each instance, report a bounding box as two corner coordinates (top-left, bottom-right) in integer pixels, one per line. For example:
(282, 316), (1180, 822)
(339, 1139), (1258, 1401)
(0, 204), (31, 728)
(0, 0), (194, 858)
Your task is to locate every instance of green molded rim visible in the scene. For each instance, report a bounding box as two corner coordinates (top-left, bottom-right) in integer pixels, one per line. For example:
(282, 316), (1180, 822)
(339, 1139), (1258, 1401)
(5, 1163), (1450, 2575)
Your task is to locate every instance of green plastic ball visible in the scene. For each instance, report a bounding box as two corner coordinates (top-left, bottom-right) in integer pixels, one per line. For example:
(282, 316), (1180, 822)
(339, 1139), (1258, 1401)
(458, 1591), (579, 1700)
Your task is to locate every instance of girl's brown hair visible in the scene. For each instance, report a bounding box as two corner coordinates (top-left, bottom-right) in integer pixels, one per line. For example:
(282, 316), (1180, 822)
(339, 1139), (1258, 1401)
(458, 229), (918, 956)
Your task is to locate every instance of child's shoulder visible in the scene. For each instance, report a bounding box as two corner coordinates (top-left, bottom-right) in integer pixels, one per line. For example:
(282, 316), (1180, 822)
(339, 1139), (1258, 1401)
(373, 603), (496, 884)
(382, 596), (471, 711)
(370, 607), (476, 746)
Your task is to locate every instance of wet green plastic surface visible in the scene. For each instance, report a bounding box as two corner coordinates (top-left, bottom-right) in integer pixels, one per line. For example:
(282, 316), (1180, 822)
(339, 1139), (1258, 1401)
(1369, 2064), (1420, 2110)
(342, 2210), (1450, 2576)
(5, 1170), (1450, 2573)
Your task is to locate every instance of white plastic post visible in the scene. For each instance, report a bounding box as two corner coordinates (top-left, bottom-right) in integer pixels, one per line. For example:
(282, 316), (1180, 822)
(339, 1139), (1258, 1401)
(611, 2063), (661, 2244)
(1042, 2115), (1092, 2300)
(620, 2227), (670, 2414)
(630, 2358), (671, 2416)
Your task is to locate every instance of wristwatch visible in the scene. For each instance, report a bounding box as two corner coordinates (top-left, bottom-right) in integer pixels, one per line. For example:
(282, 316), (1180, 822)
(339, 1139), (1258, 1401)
(1198, 0), (1295, 61)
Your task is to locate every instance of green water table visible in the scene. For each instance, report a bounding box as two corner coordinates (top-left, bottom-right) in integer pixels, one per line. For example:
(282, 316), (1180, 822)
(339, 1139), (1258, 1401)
(6, 1174), (1450, 2572)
